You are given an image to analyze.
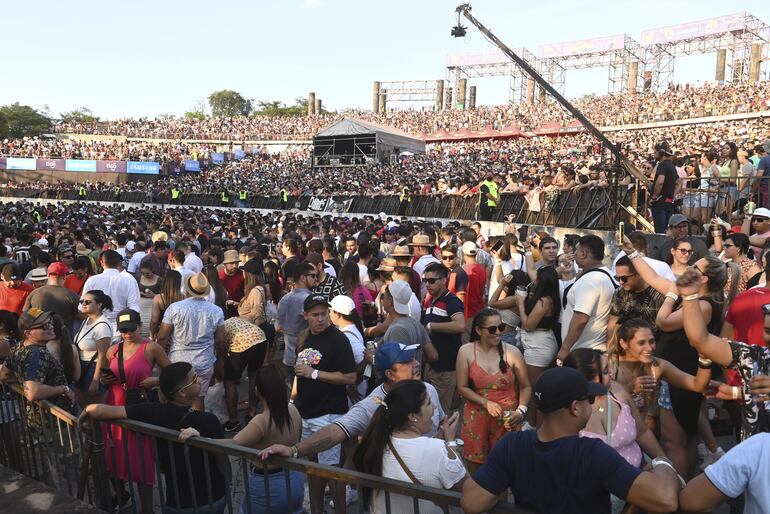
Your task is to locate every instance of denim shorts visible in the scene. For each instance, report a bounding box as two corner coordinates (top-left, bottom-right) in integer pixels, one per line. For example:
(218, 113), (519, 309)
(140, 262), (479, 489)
(241, 468), (304, 514)
(302, 413), (342, 466)
(657, 380), (673, 411)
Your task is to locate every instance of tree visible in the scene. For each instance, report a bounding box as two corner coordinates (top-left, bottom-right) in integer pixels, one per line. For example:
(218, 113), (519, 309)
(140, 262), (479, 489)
(59, 107), (99, 124)
(208, 90), (253, 117)
(253, 97), (328, 117)
(0, 103), (52, 138)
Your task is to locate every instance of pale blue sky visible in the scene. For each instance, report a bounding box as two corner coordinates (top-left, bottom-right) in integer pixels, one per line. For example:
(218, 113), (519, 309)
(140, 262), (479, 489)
(2, 0), (767, 119)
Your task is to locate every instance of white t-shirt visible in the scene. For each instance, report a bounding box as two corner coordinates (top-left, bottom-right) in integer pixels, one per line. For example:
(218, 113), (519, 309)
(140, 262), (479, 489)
(74, 315), (113, 361)
(612, 252), (676, 282)
(373, 436), (466, 514)
(704, 433), (770, 514)
(562, 267), (616, 352)
(339, 323), (366, 398)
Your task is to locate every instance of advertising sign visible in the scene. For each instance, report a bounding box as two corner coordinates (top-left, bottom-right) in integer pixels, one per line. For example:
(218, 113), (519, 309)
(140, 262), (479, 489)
(127, 161), (160, 175)
(36, 159), (66, 171)
(6, 157), (37, 170)
(234, 149), (246, 160)
(96, 160), (127, 173)
(184, 160), (201, 172)
(65, 159), (98, 172)
(211, 153), (225, 164)
(641, 14), (746, 45)
(539, 35), (625, 59)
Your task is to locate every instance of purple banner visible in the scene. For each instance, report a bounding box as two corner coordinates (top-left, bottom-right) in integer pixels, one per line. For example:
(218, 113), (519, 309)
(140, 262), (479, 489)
(641, 14), (746, 45)
(36, 158), (66, 171)
(96, 160), (127, 173)
(539, 35), (625, 58)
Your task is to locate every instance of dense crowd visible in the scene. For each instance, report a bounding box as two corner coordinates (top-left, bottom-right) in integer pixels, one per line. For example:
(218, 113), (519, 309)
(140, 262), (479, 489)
(0, 197), (769, 514)
(49, 81), (770, 141)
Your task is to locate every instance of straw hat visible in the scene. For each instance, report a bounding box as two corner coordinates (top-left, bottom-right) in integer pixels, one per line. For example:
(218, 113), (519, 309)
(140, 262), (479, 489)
(391, 245), (412, 257)
(408, 234), (433, 247)
(151, 230), (169, 243)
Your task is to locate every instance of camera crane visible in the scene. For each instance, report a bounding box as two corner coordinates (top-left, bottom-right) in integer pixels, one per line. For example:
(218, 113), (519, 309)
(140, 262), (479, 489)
(453, 4), (654, 231)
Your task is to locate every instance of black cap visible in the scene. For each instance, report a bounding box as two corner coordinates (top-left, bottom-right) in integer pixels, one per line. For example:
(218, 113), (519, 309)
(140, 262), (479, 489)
(534, 367), (607, 413)
(1, 263), (21, 281)
(159, 362), (193, 399)
(241, 257), (264, 275)
(303, 294), (329, 312)
(116, 309), (141, 331)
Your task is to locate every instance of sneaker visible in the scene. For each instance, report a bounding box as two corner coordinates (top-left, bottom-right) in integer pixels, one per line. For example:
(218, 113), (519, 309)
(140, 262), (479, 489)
(112, 491), (132, 512)
(701, 447), (725, 469)
(223, 420), (241, 433)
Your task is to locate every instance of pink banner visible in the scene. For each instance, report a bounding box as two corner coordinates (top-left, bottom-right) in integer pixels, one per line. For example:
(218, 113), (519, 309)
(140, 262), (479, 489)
(641, 14), (746, 45)
(539, 35), (625, 59)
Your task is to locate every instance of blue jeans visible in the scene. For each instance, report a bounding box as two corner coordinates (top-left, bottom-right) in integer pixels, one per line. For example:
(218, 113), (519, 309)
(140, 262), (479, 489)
(650, 203), (674, 233)
(241, 468), (305, 514)
(163, 496), (226, 514)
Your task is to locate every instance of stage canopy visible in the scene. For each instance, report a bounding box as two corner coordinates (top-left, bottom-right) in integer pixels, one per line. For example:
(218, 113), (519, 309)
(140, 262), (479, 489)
(313, 118), (425, 167)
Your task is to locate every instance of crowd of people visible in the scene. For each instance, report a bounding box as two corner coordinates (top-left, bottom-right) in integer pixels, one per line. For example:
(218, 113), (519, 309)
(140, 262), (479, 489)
(51, 82), (770, 140)
(0, 196), (769, 514)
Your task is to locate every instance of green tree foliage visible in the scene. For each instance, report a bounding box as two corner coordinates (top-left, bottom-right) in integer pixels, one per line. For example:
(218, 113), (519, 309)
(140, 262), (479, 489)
(59, 107), (99, 124)
(208, 90), (253, 117)
(0, 103), (52, 138)
(184, 110), (206, 120)
(253, 97), (328, 117)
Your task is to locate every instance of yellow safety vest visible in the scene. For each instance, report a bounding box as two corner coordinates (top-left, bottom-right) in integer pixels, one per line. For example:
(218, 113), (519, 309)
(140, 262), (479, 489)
(221, 192), (229, 202)
(399, 186), (410, 203)
(479, 179), (498, 207)
(239, 190), (247, 200)
(171, 189), (180, 199)
(79, 187), (86, 196)
(33, 211), (41, 222)
(280, 189), (288, 202)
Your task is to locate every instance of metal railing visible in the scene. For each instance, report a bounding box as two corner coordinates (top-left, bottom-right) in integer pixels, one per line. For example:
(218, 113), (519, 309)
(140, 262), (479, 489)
(0, 383), (528, 514)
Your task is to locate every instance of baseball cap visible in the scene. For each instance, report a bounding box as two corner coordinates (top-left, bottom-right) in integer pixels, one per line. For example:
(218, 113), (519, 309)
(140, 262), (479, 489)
(374, 342), (419, 372)
(1, 263), (21, 281)
(116, 309), (141, 332)
(47, 262), (69, 277)
(329, 295), (355, 316)
(17, 308), (52, 333)
(387, 280), (412, 316)
(534, 367), (607, 413)
(751, 207), (770, 219)
(461, 241), (478, 256)
(303, 294), (330, 312)
(667, 214), (689, 227)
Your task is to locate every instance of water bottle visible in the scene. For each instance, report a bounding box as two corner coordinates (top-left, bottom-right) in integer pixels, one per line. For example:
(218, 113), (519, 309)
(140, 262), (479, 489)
(747, 201), (756, 215)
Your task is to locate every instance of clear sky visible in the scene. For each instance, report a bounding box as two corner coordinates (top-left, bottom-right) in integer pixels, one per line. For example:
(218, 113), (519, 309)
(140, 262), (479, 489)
(2, 0), (767, 119)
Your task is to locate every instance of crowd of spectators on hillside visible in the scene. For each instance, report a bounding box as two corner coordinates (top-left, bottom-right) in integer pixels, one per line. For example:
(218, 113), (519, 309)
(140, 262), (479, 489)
(49, 81), (770, 141)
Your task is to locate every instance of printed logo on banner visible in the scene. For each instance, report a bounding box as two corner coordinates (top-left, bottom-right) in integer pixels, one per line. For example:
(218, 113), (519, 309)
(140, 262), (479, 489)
(308, 197), (327, 211)
(36, 159), (66, 171)
(211, 153), (225, 164)
(127, 161), (161, 175)
(65, 159), (97, 172)
(7, 158), (37, 170)
(184, 160), (201, 172)
(234, 150), (246, 160)
(96, 160), (128, 173)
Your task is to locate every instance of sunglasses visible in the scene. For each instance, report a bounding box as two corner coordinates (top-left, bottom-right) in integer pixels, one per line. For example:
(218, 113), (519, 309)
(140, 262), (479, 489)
(752, 217), (769, 223)
(31, 321), (54, 331)
(614, 273), (637, 283)
(722, 243), (735, 249)
(423, 277), (444, 284)
(676, 248), (693, 255)
(441, 255), (455, 261)
(118, 327), (136, 333)
(480, 324), (507, 334)
(762, 303), (770, 315)
(175, 373), (199, 394)
(690, 264), (705, 274)
(79, 299), (92, 305)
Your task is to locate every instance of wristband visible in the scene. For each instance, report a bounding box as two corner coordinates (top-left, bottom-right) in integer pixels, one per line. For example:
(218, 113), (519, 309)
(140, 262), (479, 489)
(627, 250), (640, 260)
(683, 293), (700, 301)
(732, 386), (740, 400)
(665, 292), (678, 302)
(711, 231), (722, 237)
(698, 357), (712, 369)
(515, 405), (528, 416)
(290, 445), (299, 458)
(651, 458), (686, 487)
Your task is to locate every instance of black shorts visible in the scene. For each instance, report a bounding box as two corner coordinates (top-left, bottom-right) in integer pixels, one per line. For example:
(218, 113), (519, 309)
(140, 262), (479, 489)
(224, 343), (267, 381)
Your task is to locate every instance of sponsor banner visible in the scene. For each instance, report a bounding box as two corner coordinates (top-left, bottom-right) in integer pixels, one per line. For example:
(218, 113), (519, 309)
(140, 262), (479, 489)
(127, 161), (160, 175)
(36, 158), (66, 171)
(211, 153), (225, 164)
(184, 160), (201, 172)
(7, 157), (37, 170)
(65, 159), (97, 172)
(539, 35), (625, 59)
(327, 198), (353, 213)
(96, 160), (127, 173)
(234, 149), (246, 160)
(641, 14), (746, 45)
(0, 158), (5, 169)
(307, 196), (328, 211)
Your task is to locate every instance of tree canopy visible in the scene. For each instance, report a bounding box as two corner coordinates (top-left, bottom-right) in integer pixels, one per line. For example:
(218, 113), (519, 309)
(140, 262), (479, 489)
(0, 103), (52, 138)
(59, 107), (99, 124)
(208, 90), (253, 117)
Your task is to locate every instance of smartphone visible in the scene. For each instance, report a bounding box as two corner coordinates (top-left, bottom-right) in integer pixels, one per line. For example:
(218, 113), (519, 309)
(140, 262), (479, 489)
(518, 225), (529, 243)
(491, 239), (505, 253)
(100, 368), (114, 377)
(617, 221), (625, 246)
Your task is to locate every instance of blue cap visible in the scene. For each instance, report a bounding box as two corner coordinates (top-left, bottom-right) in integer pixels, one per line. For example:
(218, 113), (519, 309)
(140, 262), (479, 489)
(375, 342), (419, 372)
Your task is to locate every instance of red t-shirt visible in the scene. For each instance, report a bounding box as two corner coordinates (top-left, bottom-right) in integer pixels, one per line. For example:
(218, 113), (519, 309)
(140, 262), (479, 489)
(725, 287), (770, 347)
(462, 262), (486, 319)
(64, 274), (88, 296)
(0, 282), (34, 314)
(218, 269), (244, 302)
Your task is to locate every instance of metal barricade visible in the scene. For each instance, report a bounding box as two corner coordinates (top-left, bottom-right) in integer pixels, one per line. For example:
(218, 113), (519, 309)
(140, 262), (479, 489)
(0, 384), (529, 514)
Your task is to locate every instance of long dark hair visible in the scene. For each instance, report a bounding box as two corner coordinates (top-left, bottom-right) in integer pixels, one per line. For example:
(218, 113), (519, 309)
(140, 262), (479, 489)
(160, 270), (184, 306)
(263, 260), (282, 302)
(254, 364), (293, 433)
(85, 289), (114, 312)
(353, 380), (427, 508)
(0, 309), (20, 342)
(339, 259), (362, 296)
(524, 266), (560, 321)
(563, 348), (604, 383)
(470, 308), (508, 373)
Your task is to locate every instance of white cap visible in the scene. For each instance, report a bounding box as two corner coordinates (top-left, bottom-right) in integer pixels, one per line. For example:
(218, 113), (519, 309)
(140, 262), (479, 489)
(329, 295), (355, 316)
(126, 241), (136, 252)
(461, 241), (478, 256)
(388, 280), (412, 316)
(752, 207), (770, 218)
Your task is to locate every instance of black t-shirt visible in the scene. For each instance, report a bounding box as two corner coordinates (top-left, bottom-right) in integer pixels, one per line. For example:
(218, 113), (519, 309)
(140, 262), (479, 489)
(125, 403), (225, 508)
(282, 256), (300, 282)
(652, 159), (678, 201)
(473, 431), (642, 514)
(295, 325), (356, 419)
(422, 290), (465, 372)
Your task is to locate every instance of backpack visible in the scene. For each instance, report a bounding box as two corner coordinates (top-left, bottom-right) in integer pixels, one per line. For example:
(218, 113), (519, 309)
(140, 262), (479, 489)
(562, 268), (618, 308)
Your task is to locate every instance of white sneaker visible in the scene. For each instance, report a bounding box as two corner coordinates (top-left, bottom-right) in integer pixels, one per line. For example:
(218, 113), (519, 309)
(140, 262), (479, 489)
(701, 447), (725, 469)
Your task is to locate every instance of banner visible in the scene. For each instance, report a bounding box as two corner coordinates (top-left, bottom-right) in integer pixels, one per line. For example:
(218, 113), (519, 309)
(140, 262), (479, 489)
(127, 161), (160, 175)
(641, 14), (746, 45)
(65, 159), (97, 172)
(96, 160), (127, 173)
(539, 35), (625, 59)
(0, 158), (5, 170)
(36, 159), (66, 171)
(234, 149), (246, 160)
(184, 160), (201, 172)
(307, 196), (328, 211)
(6, 157), (37, 170)
(211, 153), (225, 164)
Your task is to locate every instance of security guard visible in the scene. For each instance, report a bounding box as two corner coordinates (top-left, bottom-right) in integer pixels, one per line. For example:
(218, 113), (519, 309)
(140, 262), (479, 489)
(279, 187), (288, 210)
(171, 187), (181, 204)
(221, 189), (230, 207)
(78, 185), (87, 200)
(239, 189), (247, 207)
(113, 185), (122, 202)
(398, 183), (412, 216)
(478, 172), (499, 221)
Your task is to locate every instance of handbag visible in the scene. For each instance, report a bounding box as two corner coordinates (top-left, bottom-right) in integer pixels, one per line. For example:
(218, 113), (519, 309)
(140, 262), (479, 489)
(118, 342), (160, 405)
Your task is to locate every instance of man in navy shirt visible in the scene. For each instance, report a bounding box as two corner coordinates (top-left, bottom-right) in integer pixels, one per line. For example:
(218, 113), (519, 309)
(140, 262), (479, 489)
(461, 367), (681, 514)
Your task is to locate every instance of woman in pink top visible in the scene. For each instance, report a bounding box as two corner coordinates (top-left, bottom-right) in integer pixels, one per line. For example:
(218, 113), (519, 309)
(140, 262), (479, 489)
(564, 349), (666, 468)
